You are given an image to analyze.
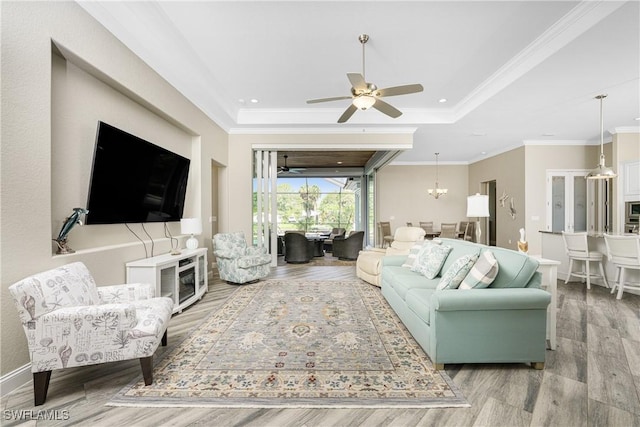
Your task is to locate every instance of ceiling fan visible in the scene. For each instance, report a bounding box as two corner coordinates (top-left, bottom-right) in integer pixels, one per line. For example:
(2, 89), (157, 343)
(278, 155), (304, 174)
(306, 34), (424, 123)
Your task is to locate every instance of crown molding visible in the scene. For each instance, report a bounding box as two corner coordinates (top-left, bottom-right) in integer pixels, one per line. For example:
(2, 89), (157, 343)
(389, 160), (469, 166)
(236, 108), (455, 125)
(523, 139), (589, 146)
(229, 126), (418, 135)
(611, 126), (640, 134)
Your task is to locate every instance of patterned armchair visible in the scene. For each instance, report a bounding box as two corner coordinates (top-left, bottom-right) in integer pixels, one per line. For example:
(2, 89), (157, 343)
(8, 262), (173, 406)
(213, 232), (271, 284)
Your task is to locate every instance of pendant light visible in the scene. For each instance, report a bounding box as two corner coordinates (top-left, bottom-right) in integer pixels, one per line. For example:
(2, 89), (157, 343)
(427, 153), (448, 199)
(586, 94), (617, 180)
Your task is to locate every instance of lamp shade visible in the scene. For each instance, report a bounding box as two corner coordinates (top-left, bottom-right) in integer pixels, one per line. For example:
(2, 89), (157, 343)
(467, 193), (489, 217)
(180, 218), (202, 235)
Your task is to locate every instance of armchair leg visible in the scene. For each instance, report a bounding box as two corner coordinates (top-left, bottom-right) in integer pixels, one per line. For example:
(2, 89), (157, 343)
(140, 356), (154, 386)
(33, 371), (52, 406)
(162, 330), (168, 346)
(433, 363), (445, 370)
(531, 362), (545, 370)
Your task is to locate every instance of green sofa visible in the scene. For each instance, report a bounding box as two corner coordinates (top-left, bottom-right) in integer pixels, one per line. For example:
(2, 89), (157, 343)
(381, 238), (551, 370)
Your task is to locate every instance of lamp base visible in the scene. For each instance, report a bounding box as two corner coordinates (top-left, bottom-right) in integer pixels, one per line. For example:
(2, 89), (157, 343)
(186, 236), (199, 250)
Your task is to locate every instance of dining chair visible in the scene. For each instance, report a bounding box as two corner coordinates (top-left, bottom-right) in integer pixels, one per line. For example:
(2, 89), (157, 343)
(378, 222), (394, 248)
(440, 223), (458, 239)
(406, 222), (413, 227)
(603, 234), (640, 299)
(562, 232), (609, 290)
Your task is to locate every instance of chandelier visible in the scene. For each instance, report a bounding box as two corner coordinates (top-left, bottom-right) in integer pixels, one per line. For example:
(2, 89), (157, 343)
(428, 152), (448, 199)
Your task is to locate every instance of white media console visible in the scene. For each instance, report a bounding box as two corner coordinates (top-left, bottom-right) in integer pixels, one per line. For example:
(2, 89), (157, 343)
(126, 248), (208, 314)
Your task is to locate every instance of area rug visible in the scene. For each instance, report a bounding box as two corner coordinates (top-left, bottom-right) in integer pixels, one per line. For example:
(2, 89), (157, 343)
(108, 279), (469, 408)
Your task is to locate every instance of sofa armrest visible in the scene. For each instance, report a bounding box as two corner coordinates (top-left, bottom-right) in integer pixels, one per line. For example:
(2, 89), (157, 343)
(381, 255), (408, 267)
(431, 288), (551, 312)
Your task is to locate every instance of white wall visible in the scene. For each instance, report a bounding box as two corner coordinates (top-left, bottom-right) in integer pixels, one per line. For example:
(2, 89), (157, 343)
(1, 2), (228, 376)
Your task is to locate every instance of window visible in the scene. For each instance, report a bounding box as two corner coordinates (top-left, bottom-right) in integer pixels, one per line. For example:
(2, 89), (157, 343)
(253, 177), (360, 237)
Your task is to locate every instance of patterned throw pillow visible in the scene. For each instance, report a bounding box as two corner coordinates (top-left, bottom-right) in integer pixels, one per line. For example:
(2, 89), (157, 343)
(410, 243), (452, 279)
(402, 240), (441, 268)
(437, 254), (479, 290)
(459, 250), (500, 289)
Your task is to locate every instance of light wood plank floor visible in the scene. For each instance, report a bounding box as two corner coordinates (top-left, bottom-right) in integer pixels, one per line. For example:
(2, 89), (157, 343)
(2, 258), (640, 427)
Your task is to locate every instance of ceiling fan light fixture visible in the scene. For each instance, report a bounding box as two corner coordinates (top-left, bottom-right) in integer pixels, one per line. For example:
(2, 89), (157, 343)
(353, 95), (376, 110)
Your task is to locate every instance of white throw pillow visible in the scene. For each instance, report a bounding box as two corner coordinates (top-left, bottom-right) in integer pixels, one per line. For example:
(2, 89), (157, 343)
(402, 240), (441, 268)
(410, 243), (452, 279)
(437, 254), (479, 290)
(459, 250), (500, 289)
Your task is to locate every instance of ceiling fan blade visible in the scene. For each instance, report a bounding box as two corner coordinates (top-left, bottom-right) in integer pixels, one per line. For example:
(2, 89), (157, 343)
(376, 83), (424, 97)
(306, 96), (352, 104)
(347, 73), (367, 91)
(372, 98), (402, 118)
(337, 104), (358, 123)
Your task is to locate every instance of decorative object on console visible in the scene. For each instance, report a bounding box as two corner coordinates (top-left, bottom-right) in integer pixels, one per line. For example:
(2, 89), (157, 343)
(427, 153), (448, 199)
(466, 193), (490, 244)
(181, 217), (202, 250)
(586, 94), (617, 180)
(53, 207), (88, 254)
(517, 228), (529, 253)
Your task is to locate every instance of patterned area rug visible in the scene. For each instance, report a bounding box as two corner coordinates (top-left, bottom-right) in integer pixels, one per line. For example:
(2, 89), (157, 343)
(108, 280), (468, 408)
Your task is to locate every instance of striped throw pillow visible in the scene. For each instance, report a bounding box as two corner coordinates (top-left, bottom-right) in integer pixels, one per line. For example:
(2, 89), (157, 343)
(459, 250), (499, 289)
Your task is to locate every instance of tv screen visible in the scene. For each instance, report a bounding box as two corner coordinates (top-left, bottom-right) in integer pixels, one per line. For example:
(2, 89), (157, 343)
(86, 121), (190, 224)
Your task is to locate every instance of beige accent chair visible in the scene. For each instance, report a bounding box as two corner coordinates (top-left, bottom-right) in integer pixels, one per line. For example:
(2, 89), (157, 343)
(357, 226), (426, 287)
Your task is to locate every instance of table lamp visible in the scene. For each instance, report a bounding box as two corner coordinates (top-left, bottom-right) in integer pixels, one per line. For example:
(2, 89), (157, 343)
(466, 193), (489, 244)
(180, 218), (202, 250)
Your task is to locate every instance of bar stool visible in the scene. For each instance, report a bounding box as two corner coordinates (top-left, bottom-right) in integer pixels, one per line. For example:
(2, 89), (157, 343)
(562, 232), (609, 290)
(603, 234), (640, 300)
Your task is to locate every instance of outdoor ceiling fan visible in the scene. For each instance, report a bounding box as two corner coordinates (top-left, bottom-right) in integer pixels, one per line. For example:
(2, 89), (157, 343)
(278, 155), (304, 174)
(306, 34), (424, 123)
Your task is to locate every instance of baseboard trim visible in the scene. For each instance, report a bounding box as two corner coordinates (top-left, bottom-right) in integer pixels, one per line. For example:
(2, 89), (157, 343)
(0, 364), (31, 399)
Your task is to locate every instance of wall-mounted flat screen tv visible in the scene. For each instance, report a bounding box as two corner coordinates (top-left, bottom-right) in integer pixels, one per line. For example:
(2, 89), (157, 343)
(86, 121), (190, 224)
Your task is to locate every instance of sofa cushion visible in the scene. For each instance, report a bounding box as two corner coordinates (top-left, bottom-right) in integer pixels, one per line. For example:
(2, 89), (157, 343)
(410, 242), (452, 279)
(405, 288), (435, 325)
(459, 250), (499, 289)
(437, 254), (478, 290)
(383, 266), (438, 300)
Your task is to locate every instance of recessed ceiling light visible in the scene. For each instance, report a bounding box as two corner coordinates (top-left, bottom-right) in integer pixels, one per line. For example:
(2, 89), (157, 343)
(238, 99), (245, 104)
(635, 117), (640, 121)
(337, 161), (343, 165)
(438, 98), (447, 103)
(481, 151), (487, 155)
(250, 99), (259, 104)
